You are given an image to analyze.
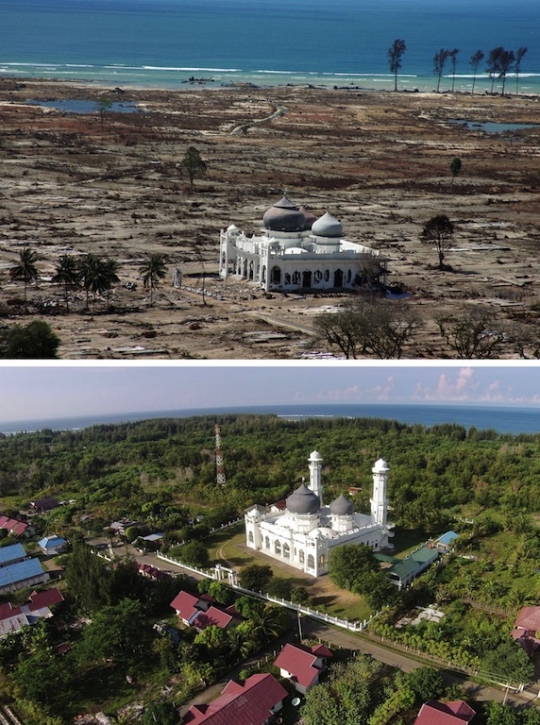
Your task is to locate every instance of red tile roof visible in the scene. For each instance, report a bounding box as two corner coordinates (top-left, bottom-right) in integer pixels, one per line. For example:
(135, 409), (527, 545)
(274, 643), (332, 689)
(514, 606), (540, 633)
(170, 590), (200, 622)
(415, 701), (476, 725)
(28, 588), (64, 611)
(183, 673), (287, 725)
(192, 605), (235, 631)
(0, 602), (22, 621)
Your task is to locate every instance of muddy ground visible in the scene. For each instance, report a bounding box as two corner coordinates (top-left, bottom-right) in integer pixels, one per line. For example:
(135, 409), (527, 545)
(0, 78), (539, 359)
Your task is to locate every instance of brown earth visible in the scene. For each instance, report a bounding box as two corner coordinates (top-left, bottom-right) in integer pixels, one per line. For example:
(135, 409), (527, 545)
(0, 78), (539, 359)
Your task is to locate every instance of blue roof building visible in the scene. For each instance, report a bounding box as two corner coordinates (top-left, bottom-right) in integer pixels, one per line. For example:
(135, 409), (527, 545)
(0, 558), (49, 593)
(0, 543), (27, 568)
(37, 536), (68, 555)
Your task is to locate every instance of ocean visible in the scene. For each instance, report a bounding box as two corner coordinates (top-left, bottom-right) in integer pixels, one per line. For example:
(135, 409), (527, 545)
(1, 0), (538, 93)
(2, 403), (540, 436)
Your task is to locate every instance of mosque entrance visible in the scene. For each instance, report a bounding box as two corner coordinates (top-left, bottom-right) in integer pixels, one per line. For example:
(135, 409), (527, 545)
(334, 269), (344, 287)
(271, 266), (281, 285)
(302, 270), (312, 288)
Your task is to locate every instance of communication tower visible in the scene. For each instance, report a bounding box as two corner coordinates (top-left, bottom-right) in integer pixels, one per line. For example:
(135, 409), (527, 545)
(215, 424), (226, 486)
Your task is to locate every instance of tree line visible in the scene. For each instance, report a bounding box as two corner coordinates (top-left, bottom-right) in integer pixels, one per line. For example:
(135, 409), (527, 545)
(388, 39), (528, 95)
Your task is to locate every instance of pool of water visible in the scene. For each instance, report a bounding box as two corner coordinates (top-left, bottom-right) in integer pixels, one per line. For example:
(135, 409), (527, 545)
(27, 99), (140, 114)
(448, 118), (540, 133)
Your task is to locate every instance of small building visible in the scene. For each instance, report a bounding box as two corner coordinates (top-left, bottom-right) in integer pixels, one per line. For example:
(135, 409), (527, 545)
(30, 497), (60, 514)
(191, 605), (240, 632)
(183, 673), (287, 725)
(0, 543), (27, 568)
(376, 545), (439, 590)
(0, 558), (49, 594)
(415, 700), (475, 725)
(170, 590), (213, 626)
(37, 535), (68, 556)
(274, 642), (332, 694)
(511, 606), (540, 655)
(432, 531), (459, 553)
(170, 591), (239, 632)
(0, 516), (34, 538)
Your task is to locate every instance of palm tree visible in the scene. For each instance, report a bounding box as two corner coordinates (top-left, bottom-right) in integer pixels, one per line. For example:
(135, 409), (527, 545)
(470, 50), (484, 94)
(79, 254), (120, 311)
(515, 46), (527, 94)
(387, 39), (406, 92)
(52, 254), (80, 312)
(433, 48), (450, 93)
(139, 253), (168, 306)
(9, 247), (39, 304)
(449, 48), (460, 92)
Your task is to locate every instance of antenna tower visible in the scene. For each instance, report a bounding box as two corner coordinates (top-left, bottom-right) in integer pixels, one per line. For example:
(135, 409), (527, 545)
(215, 424), (226, 486)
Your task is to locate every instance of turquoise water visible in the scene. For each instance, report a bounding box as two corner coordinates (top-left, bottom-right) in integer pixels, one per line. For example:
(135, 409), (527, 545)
(0, 0), (538, 92)
(2, 404), (540, 435)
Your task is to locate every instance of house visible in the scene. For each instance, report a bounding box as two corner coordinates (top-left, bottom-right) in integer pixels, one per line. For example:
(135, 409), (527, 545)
(432, 531), (459, 553)
(0, 587), (63, 636)
(37, 535), (68, 556)
(511, 606), (540, 655)
(415, 700), (475, 725)
(376, 545), (439, 590)
(0, 557), (50, 593)
(0, 543), (27, 568)
(274, 642), (333, 694)
(0, 515), (34, 538)
(30, 497), (60, 513)
(183, 673), (287, 725)
(170, 591), (240, 631)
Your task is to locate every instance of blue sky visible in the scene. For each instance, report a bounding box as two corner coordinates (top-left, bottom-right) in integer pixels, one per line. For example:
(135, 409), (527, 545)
(0, 362), (539, 422)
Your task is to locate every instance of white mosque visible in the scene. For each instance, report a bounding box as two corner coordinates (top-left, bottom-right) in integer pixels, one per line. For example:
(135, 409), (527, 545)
(245, 453), (394, 577)
(219, 195), (387, 293)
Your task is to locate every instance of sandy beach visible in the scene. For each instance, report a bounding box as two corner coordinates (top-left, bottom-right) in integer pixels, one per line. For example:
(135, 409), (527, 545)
(0, 78), (539, 359)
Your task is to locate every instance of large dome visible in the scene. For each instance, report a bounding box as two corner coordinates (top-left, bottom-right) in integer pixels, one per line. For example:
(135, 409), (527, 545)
(330, 494), (354, 516)
(286, 483), (320, 515)
(312, 211), (343, 238)
(263, 196), (306, 232)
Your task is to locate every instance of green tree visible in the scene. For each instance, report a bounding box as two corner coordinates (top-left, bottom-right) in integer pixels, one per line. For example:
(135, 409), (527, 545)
(266, 576), (293, 600)
(142, 701), (179, 725)
(450, 157), (462, 188)
(420, 214), (454, 270)
(78, 254), (120, 311)
(239, 563), (273, 591)
(97, 97), (113, 129)
(406, 667), (444, 702)
(9, 247), (39, 304)
(328, 543), (379, 591)
(314, 297), (419, 359)
(181, 540), (209, 568)
(52, 254), (80, 312)
(485, 702), (519, 725)
(387, 39), (406, 91)
(0, 320), (60, 359)
(208, 580), (236, 606)
(470, 50), (485, 94)
(482, 640), (534, 685)
(180, 146), (207, 192)
(434, 48), (450, 92)
(139, 253), (168, 306)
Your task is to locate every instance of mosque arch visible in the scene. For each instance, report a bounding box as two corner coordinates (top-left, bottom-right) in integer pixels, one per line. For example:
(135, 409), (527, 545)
(271, 266), (281, 285)
(274, 540), (282, 556)
(314, 270), (322, 283)
(249, 261), (254, 280)
(324, 269), (330, 282)
(283, 543), (291, 559)
(284, 273), (291, 285)
(307, 554), (315, 570)
(265, 536), (270, 549)
(298, 549), (305, 564)
(334, 269), (343, 287)
(292, 271), (301, 286)
(261, 265), (266, 283)
(318, 553), (326, 568)
(248, 530), (254, 544)
(302, 270), (312, 288)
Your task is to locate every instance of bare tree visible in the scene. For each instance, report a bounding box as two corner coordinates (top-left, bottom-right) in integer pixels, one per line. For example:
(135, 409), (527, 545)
(469, 50), (484, 94)
(450, 157), (462, 189)
(387, 39), (406, 92)
(314, 297), (419, 359)
(486, 46), (515, 95)
(433, 48), (450, 93)
(435, 309), (507, 358)
(515, 46), (528, 94)
(449, 48), (460, 92)
(420, 215), (455, 270)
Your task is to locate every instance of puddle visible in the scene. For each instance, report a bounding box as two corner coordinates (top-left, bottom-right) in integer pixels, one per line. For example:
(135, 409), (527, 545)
(448, 118), (540, 133)
(27, 99), (140, 114)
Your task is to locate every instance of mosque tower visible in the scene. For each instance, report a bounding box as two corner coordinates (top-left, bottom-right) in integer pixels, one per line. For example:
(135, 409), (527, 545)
(308, 451), (323, 501)
(370, 458), (389, 527)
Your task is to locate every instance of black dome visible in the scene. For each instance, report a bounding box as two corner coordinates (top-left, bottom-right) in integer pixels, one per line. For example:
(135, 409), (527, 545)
(286, 483), (320, 515)
(263, 196), (306, 232)
(330, 494), (354, 516)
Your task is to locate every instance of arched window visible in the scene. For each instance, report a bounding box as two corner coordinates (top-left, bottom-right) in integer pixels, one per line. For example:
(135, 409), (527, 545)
(307, 554), (315, 570)
(302, 270), (312, 288)
(248, 530), (254, 544)
(283, 543), (290, 559)
(261, 265), (266, 283)
(249, 261), (254, 280)
(314, 270), (322, 283)
(299, 550), (305, 564)
(275, 540), (282, 556)
(347, 269), (352, 282)
(271, 266), (281, 285)
(292, 271), (301, 286)
(265, 536), (270, 549)
(285, 273), (291, 285)
(221, 252), (227, 268)
(334, 269), (343, 287)
(319, 553), (326, 567)
(324, 269), (330, 282)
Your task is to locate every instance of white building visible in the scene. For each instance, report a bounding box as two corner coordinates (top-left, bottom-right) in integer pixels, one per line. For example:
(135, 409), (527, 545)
(245, 453), (394, 577)
(219, 195), (387, 293)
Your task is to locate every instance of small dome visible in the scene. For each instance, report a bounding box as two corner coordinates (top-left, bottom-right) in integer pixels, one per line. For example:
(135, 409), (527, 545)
(330, 494), (354, 516)
(312, 211), (343, 238)
(373, 458), (389, 472)
(263, 196), (306, 232)
(286, 483), (320, 515)
(309, 450), (323, 462)
(227, 224), (239, 234)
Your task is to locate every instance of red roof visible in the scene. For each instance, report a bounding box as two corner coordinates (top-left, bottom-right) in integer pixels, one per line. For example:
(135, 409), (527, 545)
(0, 517), (8, 527)
(0, 602), (22, 621)
(183, 673), (287, 725)
(28, 588), (64, 611)
(514, 606), (540, 633)
(170, 591), (200, 622)
(415, 701), (476, 725)
(192, 606), (235, 631)
(274, 643), (332, 689)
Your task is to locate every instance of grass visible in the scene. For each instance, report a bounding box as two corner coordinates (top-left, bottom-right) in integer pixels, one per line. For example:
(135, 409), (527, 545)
(204, 523), (372, 622)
